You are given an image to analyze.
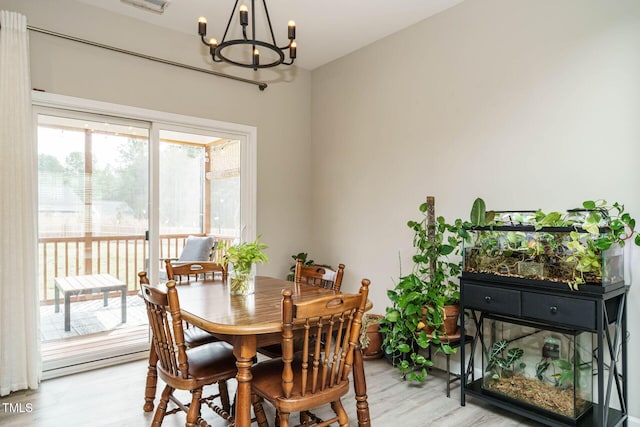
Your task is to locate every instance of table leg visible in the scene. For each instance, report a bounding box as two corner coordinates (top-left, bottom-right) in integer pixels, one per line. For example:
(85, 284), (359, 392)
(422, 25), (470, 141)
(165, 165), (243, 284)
(54, 285), (60, 313)
(121, 286), (127, 324)
(233, 335), (256, 427)
(64, 292), (71, 332)
(353, 344), (371, 427)
(103, 291), (108, 307)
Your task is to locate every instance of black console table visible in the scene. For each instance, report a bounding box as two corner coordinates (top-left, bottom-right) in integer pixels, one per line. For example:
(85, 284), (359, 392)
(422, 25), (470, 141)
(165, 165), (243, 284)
(460, 273), (628, 427)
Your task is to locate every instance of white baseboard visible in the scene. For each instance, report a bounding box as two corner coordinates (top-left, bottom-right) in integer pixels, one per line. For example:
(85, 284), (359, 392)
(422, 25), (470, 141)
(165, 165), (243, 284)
(629, 415), (640, 427)
(42, 350), (147, 380)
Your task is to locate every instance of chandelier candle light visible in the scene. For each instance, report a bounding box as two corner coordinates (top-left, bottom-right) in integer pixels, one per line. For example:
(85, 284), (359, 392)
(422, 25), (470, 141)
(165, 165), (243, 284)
(198, 0), (297, 70)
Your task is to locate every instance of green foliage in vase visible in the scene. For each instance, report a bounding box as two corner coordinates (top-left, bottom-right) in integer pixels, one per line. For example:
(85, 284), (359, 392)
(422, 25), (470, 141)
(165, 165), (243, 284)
(224, 235), (269, 275)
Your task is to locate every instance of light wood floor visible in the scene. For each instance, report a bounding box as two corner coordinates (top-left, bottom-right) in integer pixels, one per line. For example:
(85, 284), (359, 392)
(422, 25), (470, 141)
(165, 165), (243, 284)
(0, 357), (542, 427)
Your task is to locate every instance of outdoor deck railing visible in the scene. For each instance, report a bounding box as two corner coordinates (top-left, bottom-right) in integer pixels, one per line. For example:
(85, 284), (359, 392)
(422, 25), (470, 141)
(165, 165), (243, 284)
(38, 234), (234, 304)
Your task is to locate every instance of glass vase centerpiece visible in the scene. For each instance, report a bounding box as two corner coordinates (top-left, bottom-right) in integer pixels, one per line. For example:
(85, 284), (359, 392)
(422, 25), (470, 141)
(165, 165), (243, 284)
(224, 236), (269, 296)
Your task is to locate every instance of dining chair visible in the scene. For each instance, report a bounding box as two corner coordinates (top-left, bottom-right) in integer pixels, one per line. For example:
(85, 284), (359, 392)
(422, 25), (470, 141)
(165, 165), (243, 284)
(150, 235), (220, 281)
(294, 258), (345, 292)
(165, 260), (224, 346)
(138, 271), (227, 413)
(257, 259), (347, 359)
(141, 279), (237, 426)
(165, 258), (228, 284)
(250, 278), (370, 427)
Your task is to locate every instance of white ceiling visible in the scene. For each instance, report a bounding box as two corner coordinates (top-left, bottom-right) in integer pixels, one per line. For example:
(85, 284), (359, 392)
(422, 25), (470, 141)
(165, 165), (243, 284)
(76, 0), (463, 70)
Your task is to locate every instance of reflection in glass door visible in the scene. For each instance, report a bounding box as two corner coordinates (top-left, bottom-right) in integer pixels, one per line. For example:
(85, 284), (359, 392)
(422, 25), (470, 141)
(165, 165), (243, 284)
(37, 112), (150, 375)
(155, 129), (241, 272)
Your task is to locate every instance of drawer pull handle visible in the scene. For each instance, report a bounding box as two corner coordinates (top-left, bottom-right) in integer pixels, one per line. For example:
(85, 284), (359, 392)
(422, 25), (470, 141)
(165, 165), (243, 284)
(484, 296), (492, 303)
(549, 306), (558, 314)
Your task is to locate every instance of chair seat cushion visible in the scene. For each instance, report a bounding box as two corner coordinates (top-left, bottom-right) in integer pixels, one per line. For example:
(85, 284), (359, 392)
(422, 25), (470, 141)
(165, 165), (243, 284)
(187, 341), (237, 379)
(158, 341), (236, 384)
(256, 344), (284, 358)
(250, 357), (349, 413)
(257, 337), (308, 358)
(184, 326), (219, 348)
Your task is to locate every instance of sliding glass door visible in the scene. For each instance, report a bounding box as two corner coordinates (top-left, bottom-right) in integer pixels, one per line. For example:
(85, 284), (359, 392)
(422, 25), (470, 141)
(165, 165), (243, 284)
(37, 111), (151, 374)
(33, 92), (256, 377)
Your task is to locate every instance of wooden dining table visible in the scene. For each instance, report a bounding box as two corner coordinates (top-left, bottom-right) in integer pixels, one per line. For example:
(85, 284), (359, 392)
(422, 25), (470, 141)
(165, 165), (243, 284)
(175, 275), (372, 427)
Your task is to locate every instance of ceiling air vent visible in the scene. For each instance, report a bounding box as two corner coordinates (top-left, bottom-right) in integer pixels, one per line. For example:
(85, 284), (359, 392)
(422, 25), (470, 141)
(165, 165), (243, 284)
(120, 0), (170, 14)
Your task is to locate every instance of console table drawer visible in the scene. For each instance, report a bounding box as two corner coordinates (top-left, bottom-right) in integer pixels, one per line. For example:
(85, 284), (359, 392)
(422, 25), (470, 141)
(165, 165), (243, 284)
(522, 292), (595, 330)
(464, 284), (521, 317)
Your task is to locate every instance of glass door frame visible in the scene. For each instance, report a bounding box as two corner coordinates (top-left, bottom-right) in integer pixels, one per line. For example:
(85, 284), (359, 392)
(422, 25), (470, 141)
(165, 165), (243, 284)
(32, 90), (257, 373)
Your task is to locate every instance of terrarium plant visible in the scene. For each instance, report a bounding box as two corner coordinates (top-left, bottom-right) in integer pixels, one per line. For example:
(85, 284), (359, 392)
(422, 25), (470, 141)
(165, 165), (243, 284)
(486, 339), (525, 380)
(464, 198), (640, 290)
(380, 197), (469, 381)
(224, 236), (269, 295)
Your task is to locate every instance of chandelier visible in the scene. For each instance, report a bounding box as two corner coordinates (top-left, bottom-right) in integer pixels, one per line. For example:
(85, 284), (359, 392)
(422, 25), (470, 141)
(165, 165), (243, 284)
(198, 0), (297, 70)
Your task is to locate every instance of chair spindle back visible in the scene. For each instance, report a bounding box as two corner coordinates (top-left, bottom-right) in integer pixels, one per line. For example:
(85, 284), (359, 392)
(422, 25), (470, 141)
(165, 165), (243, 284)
(294, 259), (346, 292)
(140, 280), (189, 380)
(281, 278), (369, 399)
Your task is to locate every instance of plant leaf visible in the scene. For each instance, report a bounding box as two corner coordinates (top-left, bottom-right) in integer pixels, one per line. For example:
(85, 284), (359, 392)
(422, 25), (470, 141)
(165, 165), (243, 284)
(470, 198), (486, 226)
(438, 245), (455, 255)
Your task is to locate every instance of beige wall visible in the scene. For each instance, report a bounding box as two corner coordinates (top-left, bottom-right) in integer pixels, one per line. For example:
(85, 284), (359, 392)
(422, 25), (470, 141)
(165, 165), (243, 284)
(311, 0), (640, 418)
(3, 0), (640, 420)
(0, 0), (312, 278)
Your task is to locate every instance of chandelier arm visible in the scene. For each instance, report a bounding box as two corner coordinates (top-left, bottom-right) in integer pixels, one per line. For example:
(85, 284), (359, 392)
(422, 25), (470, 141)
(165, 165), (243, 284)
(200, 35), (211, 47)
(282, 59), (295, 66)
(277, 40), (293, 51)
(261, 0), (279, 46)
(221, 0), (240, 44)
(251, 0), (256, 45)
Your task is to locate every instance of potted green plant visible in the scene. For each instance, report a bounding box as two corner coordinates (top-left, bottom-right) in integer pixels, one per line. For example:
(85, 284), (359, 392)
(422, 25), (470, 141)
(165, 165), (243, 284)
(380, 197), (469, 381)
(285, 252), (314, 281)
(224, 236), (269, 295)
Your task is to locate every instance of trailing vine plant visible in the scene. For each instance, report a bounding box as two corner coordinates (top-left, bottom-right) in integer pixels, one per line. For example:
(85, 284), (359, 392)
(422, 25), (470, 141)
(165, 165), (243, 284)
(381, 197), (470, 381)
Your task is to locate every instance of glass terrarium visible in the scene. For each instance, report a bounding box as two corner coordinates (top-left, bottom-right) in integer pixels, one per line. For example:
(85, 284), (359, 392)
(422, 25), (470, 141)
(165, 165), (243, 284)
(482, 315), (593, 424)
(463, 210), (625, 289)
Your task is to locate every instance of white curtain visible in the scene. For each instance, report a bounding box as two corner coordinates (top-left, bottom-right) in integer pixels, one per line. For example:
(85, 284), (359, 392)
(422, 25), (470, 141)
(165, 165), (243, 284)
(0, 10), (41, 396)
